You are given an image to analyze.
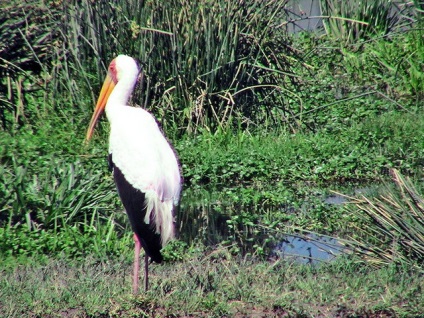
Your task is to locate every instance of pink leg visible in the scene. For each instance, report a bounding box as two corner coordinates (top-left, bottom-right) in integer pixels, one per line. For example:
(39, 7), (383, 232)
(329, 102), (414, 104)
(144, 253), (149, 292)
(133, 233), (140, 294)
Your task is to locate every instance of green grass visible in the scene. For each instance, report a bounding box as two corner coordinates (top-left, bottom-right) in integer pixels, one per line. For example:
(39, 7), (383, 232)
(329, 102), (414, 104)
(1, 250), (423, 317)
(1, 0), (424, 316)
(319, 0), (407, 43)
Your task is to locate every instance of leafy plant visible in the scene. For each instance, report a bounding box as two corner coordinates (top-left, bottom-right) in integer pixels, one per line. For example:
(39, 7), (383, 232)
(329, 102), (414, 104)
(0, 156), (133, 258)
(341, 27), (424, 97)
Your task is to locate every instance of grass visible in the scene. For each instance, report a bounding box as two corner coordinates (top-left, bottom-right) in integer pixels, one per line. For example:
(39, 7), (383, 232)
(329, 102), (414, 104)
(2, 107), (424, 260)
(1, 0), (424, 316)
(1, 250), (423, 317)
(1, 0), (301, 133)
(179, 110), (424, 189)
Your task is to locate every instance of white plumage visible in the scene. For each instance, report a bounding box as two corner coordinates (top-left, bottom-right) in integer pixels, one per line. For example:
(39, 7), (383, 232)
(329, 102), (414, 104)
(108, 105), (180, 244)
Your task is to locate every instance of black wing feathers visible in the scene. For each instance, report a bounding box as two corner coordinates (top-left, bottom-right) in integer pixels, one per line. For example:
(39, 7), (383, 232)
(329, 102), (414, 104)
(109, 154), (163, 263)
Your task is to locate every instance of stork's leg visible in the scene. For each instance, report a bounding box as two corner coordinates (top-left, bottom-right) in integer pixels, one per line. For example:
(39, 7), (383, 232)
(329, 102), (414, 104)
(133, 233), (140, 294)
(144, 253), (149, 291)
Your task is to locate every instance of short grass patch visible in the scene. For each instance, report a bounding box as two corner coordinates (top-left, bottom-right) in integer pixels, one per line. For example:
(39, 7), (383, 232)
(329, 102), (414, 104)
(1, 249), (423, 317)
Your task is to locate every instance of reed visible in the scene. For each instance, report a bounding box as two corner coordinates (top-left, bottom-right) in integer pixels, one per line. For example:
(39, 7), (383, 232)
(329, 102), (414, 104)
(319, 0), (410, 43)
(62, 0), (300, 133)
(342, 169), (424, 267)
(0, 155), (131, 259)
(1, 0), (300, 133)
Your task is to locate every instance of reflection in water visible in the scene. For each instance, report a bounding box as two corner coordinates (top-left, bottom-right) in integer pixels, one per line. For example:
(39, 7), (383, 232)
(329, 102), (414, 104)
(177, 190), (231, 245)
(177, 202), (231, 246)
(272, 234), (344, 264)
(324, 188), (369, 205)
(177, 189), (352, 263)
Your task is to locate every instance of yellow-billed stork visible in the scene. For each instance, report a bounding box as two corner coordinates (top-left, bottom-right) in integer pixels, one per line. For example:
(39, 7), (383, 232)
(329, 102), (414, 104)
(86, 55), (181, 293)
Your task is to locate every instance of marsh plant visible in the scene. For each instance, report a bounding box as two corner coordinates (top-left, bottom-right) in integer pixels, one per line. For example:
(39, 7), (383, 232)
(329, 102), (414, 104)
(343, 169), (424, 268)
(1, 0), (302, 134)
(319, 0), (412, 43)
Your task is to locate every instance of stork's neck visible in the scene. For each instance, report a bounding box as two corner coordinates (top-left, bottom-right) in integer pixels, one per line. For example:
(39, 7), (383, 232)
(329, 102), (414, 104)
(105, 73), (138, 118)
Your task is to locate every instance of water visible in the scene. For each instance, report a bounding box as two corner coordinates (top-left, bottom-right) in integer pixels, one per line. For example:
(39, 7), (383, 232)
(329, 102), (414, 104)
(324, 187), (369, 205)
(285, 0), (323, 34)
(272, 234), (344, 265)
(177, 187), (360, 264)
(284, 0), (410, 35)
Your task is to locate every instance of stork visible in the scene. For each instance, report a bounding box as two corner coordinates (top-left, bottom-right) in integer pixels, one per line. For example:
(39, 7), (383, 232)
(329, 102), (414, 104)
(86, 55), (181, 293)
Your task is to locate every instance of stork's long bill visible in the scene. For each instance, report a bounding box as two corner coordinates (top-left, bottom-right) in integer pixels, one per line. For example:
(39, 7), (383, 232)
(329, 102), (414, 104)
(86, 71), (116, 141)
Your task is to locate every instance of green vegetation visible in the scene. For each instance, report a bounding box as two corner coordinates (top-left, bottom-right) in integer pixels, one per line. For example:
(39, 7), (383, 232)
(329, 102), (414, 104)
(343, 169), (424, 267)
(1, 0), (424, 316)
(1, 254), (423, 317)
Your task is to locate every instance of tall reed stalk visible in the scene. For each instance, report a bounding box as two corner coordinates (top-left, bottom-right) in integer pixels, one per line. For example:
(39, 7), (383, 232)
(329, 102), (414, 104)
(319, 0), (408, 43)
(1, 0), (301, 133)
(342, 169), (424, 267)
(59, 0), (299, 132)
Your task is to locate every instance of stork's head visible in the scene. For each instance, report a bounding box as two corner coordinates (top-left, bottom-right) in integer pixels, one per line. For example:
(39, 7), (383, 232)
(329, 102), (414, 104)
(85, 55), (140, 142)
(110, 55), (140, 83)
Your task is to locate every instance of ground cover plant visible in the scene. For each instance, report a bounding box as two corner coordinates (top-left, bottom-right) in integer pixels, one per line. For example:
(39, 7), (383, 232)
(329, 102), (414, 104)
(1, 0), (424, 316)
(1, 253), (424, 317)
